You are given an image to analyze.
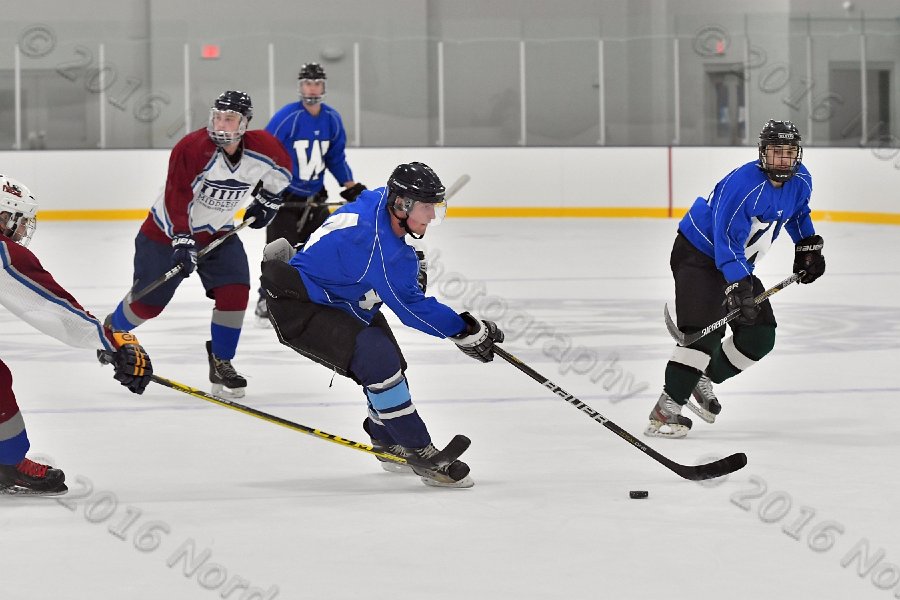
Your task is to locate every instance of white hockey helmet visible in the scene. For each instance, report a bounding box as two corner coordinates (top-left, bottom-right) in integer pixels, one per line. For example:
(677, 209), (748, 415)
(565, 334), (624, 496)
(0, 174), (38, 247)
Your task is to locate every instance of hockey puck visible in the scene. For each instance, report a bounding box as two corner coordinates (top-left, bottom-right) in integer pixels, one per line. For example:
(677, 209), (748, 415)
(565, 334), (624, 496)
(629, 490), (649, 499)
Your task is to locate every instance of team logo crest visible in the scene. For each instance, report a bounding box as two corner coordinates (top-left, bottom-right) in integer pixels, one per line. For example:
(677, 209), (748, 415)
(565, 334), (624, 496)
(2, 183), (22, 197)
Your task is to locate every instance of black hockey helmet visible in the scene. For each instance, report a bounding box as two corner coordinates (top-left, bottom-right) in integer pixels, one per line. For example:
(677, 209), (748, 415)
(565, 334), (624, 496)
(388, 162), (445, 207)
(298, 62), (327, 105)
(758, 119), (802, 182)
(298, 62), (327, 81)
(208, 90), (253, 146)
(387, 162), (447, 239)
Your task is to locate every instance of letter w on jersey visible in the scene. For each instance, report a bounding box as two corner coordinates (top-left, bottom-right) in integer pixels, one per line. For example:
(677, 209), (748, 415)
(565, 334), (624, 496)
(294, 140), (331, 181)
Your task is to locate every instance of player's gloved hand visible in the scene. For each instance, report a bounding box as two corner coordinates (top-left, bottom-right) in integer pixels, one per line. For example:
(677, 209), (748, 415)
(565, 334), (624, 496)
(171, 234), (197, 276)
(244, 189), (283, 229)
(724, 276), (759, 326)
(340, 182), (366, 202)
(793, 234), (825, 284)
(452, 312), (505, 363)
(414, 249), (427, 293)
(98, 330), (153, 395)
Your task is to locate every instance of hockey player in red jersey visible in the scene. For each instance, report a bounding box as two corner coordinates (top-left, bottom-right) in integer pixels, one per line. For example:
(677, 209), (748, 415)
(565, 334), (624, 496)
(106, 91), (292, 398)
(0, 175), (153, 495)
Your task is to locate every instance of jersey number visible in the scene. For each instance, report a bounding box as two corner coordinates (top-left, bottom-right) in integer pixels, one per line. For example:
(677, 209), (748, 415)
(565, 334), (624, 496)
(358, 289), (382, 311)
(294, 140), (331, 181)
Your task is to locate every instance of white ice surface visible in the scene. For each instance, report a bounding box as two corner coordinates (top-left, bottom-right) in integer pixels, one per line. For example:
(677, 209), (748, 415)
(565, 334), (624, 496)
(1, 218), (899, 600)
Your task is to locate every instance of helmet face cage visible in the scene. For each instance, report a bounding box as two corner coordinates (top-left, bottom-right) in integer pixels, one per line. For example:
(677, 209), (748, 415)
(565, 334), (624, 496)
(758, 120), (803, 182)
(207, 91), (253, 146)
(0, 176), (38, 246)
(298, 63), (327, 105)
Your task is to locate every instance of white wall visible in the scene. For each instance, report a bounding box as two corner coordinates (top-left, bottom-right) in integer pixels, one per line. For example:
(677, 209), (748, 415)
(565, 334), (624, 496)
(1, 146), (897, 218)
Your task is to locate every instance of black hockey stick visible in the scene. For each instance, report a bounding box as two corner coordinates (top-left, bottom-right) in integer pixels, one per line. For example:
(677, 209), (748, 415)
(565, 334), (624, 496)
(663, 271), (804, 347)
(493, 346), (746, 480)
(96, 353), (468, 467)
(129, 216), (256, 303)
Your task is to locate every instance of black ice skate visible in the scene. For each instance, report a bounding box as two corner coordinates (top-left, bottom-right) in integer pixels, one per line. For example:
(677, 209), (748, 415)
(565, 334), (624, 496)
(686, 374), (722, 424)
(363, 419), (414, 475)
(645, 391), (693, 438)
(0, 458), (67, 496)
(206, 340), (247, 398)
(404, 442), (474, 489)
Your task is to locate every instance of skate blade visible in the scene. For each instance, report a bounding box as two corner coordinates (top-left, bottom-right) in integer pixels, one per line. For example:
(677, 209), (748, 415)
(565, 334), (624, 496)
(379, 461), (415, 475)
(0, 483), (69, 497)
(420, 474), (474, 489)
(644, 420), (690, 439)
(685, 400), (717, 424)
(211, 383), (246, 399)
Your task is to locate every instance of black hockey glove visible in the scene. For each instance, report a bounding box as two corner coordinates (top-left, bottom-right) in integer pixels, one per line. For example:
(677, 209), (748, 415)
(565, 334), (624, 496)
(793, 235), (825, 284)
(452, 312), (505, 363)
(724, 276), (759, 326)
(99, 331), (153, 395)
(171, 234), (197, 275)
(244, 189), (283, 229)
(414, 249), (427, 293)
(340, 182), (367, 202)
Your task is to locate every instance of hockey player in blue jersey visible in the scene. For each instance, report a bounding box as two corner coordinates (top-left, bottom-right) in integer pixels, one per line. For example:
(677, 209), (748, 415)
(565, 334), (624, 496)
(255, 62), (366, 322)
(259, 162), (503, 488)
(645, 120), (826, 438)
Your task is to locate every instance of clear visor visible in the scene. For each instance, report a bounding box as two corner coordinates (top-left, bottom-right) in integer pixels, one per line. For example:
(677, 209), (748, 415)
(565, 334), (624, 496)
(207, 109), (248, 146)
(1, 211), (36, 247)
(407, 199), (447, 227)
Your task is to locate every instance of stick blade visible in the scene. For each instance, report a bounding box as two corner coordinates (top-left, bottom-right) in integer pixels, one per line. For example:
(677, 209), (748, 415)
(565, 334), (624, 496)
(674, 452), (747, 481)
(663, 303), (685, 345)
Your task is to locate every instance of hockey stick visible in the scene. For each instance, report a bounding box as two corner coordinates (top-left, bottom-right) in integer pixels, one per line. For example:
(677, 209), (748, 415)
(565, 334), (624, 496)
(129, 216), (256, 303)
(445, 173), (471, 200)
(97, 353), (470, 468)
(493, 346), (747, 480)
(663, 271), (804, 347)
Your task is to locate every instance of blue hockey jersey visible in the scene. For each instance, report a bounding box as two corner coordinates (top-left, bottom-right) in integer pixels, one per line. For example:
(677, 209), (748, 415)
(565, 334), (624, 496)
(678, 161), (816, 283)
(290, 188), (467, 338)
(265, 102), (353, 197)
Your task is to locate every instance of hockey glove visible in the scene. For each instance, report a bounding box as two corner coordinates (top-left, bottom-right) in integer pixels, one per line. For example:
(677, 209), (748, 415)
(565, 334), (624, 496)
(724, 276), (759, 326)
(171, 234), (197, 276)
(793, 234), (825, 284)
(100, 331), (153, 395)
(244, 189), (283, 229)
(340, 182), (367, 202)
(415, 249), (427, 293)
(452, 312), (505, 363)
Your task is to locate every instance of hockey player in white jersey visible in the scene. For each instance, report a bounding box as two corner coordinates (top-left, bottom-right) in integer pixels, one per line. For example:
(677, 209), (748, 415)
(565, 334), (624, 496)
(106, 91), (291, 397)
(0, 175), (153, 495)
(259, 162), (503, 488)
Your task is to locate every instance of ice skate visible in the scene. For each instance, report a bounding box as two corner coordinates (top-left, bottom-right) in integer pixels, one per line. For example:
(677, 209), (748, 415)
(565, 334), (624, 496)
(254, 296), (271, 328)
(363, 419), (414, 474)
(645, 391), (692, 438)
(0, 458), (67, 496)
(686, 374), (722, 424)
(406, 444), (474, 489)
(206, 340), (247, 398)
